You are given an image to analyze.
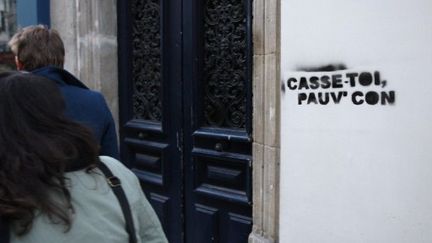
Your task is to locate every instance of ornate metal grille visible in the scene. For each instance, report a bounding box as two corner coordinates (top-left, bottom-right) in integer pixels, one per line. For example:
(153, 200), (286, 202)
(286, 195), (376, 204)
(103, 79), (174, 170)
(131, 0), (162, 121)
(203, 0), (248, 129)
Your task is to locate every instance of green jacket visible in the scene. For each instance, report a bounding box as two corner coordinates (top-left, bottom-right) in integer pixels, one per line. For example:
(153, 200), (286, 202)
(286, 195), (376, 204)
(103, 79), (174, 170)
(11, 156), (168, 243)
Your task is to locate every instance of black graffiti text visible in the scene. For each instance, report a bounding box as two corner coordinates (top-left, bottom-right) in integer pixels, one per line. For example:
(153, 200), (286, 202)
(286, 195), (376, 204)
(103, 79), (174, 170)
(352, 91), (395, 105)
(298, 91), (348, 105)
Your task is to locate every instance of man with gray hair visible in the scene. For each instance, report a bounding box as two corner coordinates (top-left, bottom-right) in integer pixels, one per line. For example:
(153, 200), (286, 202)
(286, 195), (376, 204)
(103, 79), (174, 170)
(8, 25), (119, 159)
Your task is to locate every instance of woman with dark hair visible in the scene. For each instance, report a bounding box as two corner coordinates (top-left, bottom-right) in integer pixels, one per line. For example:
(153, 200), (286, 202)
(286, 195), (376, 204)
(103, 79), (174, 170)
(0, 72), (167, 243)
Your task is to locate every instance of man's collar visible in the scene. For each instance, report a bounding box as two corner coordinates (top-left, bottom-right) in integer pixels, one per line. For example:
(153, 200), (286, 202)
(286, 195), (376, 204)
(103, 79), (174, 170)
(31, 66), (89, 89)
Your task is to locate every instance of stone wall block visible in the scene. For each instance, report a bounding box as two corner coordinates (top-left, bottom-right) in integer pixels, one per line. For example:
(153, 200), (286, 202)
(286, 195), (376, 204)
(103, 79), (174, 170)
(249, 232), (275, 243)
(263, 146), (280, 240)
(96, 0), (117, 36)
(253, 0), (265, 55)
(264, 0), (279, 55)
(252, 142), (265, 234)
(253, 54), (265, 144)
(263, 54), (280, 148)
(50, 0), (78, 75)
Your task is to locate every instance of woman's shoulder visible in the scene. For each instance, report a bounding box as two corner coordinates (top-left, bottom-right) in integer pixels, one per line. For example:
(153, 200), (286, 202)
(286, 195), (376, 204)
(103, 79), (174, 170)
(98, 156), (140, 187)
(98, 156), (136, 179)
(98, 155), (126, 170)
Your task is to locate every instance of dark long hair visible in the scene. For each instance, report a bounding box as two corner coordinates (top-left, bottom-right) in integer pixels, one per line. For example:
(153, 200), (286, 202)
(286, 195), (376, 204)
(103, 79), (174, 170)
(0, 72), (99, 235)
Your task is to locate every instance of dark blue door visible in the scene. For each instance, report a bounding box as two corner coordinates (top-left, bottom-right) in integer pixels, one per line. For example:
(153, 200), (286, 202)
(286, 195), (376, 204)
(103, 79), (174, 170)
(118, 0), (252, 242)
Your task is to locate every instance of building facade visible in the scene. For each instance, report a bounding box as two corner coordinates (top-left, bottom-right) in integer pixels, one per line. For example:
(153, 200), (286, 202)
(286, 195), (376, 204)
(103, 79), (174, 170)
(50, 1), (280, 243)
(5, 0), (432, 242)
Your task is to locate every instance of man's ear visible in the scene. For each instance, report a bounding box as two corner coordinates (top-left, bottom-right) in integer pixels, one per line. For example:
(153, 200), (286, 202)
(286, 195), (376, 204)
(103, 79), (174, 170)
(14, 56), (24, 70)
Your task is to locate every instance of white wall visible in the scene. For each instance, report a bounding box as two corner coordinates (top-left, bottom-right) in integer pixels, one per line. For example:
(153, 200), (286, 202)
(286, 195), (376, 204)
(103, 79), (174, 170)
(280, 0), (432, 242)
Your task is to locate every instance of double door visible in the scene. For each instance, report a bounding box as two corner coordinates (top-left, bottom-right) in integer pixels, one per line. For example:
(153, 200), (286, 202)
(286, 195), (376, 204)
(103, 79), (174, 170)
(118, 1), (253, 242)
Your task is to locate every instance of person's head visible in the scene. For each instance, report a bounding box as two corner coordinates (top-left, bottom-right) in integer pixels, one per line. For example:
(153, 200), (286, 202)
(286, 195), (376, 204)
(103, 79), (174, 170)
(8, 25), (65, 71)
(0, 72), (99, 234)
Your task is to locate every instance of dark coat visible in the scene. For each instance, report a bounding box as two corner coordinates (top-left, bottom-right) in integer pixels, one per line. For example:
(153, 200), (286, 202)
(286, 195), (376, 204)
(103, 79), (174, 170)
(32, 66), (119, 159)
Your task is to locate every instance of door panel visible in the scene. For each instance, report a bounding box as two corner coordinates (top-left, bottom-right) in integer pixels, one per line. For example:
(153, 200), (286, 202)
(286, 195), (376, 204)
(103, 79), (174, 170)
(119, 0), (252, 242)
(192, 130), (252, 205)
(118, 0), (183, 242)
(183, 0), (253, 242)
(193, 204), (219, 242)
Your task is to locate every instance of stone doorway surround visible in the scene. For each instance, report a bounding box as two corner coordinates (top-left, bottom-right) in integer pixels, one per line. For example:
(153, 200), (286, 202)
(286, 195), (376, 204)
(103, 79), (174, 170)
(51, 0), (281, 242)
(249, 0), (281, 242)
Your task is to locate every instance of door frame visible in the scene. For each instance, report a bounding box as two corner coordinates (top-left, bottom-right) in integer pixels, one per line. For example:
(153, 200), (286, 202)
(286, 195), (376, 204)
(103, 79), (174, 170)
(248, 0), (281, 242)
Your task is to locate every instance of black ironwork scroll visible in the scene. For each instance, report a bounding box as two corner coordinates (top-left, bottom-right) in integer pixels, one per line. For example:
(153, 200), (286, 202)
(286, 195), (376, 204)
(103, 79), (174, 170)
(203, 0), (248, 129)
(131, 0), (162, 121)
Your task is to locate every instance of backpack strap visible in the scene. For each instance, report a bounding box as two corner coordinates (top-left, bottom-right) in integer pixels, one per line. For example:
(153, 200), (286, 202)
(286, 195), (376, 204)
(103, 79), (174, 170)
(97, 162), (138, 243)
